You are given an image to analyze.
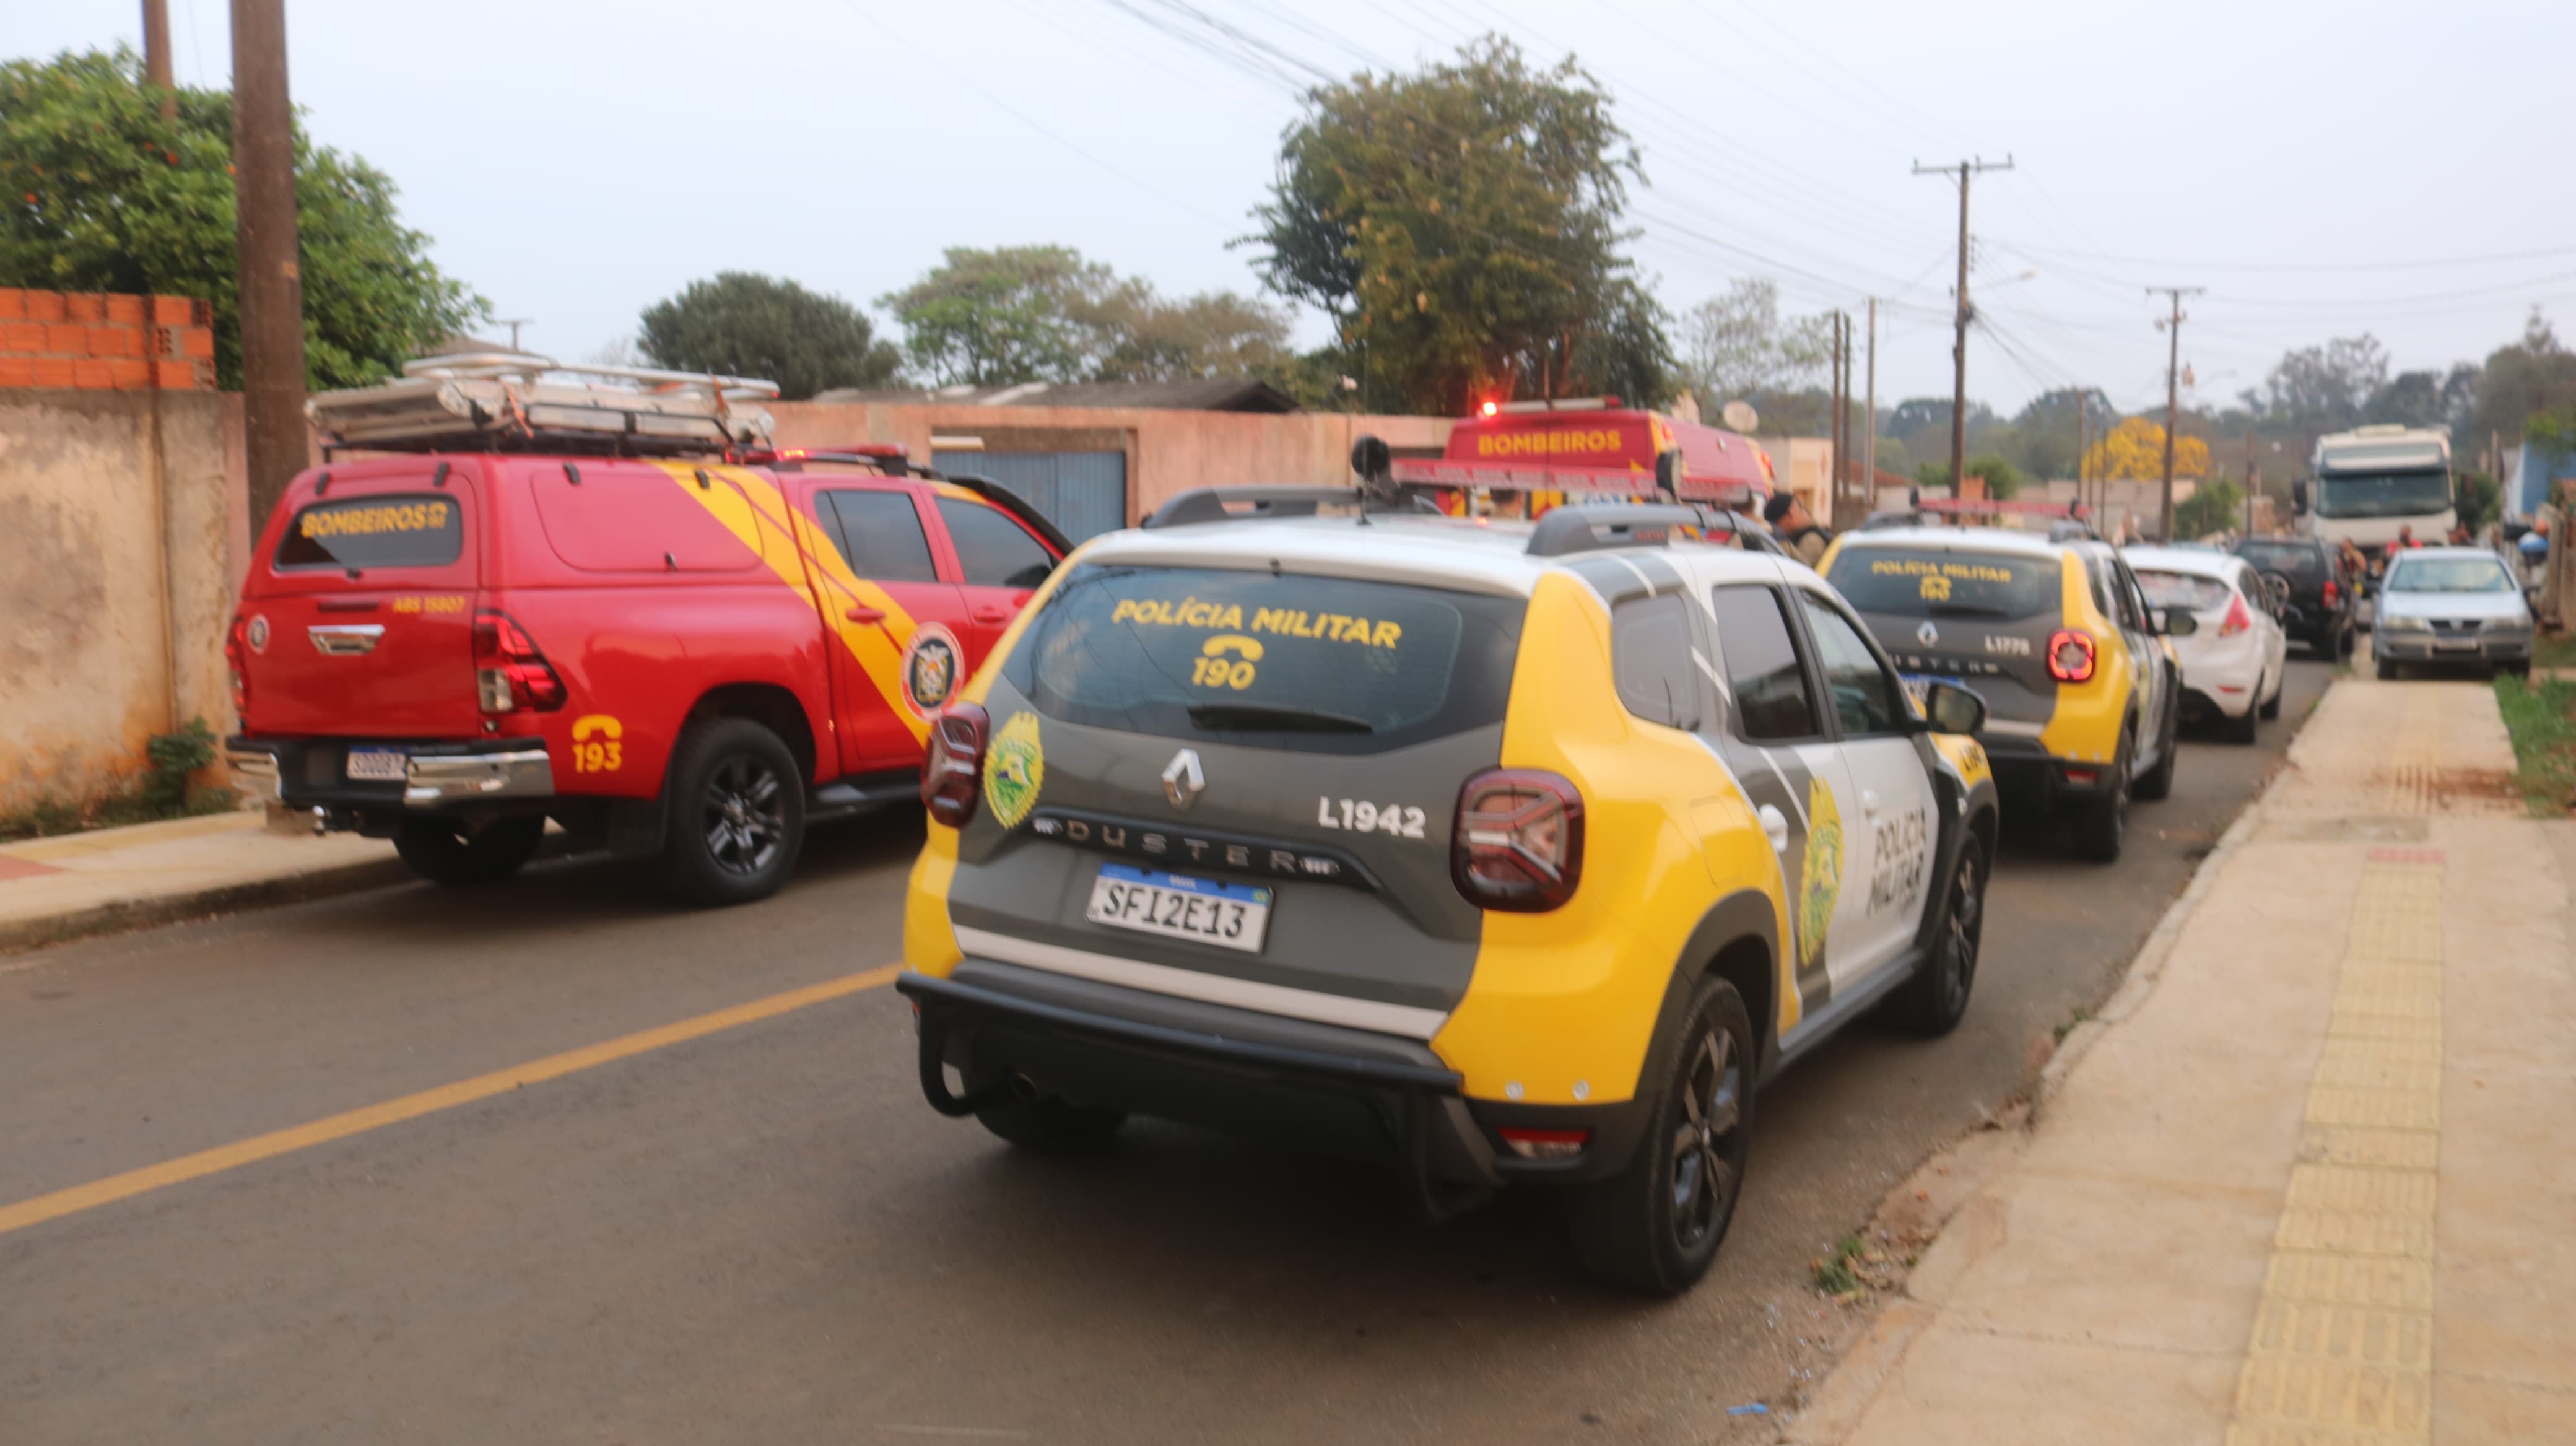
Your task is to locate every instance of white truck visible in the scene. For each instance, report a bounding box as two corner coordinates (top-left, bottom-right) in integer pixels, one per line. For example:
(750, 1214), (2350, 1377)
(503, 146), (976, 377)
(2295, 424), (2456, 570)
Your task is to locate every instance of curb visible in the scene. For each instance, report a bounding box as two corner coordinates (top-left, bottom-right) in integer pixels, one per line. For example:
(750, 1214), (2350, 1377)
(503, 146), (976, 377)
(0, 857), (417, 959)
(1779, 679), (2337, 1442)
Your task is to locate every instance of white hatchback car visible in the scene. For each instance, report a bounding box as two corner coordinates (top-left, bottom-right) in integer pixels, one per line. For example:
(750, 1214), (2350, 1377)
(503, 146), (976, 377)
(2125, 546), (2287, 744)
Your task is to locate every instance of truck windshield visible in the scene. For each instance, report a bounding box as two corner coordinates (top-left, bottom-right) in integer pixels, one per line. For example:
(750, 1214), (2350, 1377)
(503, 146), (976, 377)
(2313, 471), (2451, 520)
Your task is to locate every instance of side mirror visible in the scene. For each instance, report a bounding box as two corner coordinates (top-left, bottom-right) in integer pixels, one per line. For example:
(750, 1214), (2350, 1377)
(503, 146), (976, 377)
(1921, 680), (1988, 736)
(2159, 606), (2199, 637)
(2291, 479), (2310, 513)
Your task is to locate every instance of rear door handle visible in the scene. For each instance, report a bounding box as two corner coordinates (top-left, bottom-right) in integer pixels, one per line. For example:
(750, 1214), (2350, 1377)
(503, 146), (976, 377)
(844, 605), (886, 624)
(972, 605), (1012, 624)
(1757, 804), (1790, 853)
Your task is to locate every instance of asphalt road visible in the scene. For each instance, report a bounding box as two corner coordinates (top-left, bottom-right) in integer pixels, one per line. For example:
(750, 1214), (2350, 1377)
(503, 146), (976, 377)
(0, 656), (2336, 1446)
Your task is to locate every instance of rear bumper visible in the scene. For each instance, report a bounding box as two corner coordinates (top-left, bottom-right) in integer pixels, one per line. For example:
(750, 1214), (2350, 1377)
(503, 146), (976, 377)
(899, 959), (1651, 1193)
(1981, 732), (2121, 807)
(226, 735), (554, 811)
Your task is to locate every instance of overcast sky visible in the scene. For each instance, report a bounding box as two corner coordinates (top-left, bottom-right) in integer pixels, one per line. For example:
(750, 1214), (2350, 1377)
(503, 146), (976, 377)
(22, 0), (2576, 418)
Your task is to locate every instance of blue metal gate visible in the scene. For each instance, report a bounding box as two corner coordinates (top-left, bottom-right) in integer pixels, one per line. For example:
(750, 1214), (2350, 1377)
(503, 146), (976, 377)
(933, 450), (1128, 543)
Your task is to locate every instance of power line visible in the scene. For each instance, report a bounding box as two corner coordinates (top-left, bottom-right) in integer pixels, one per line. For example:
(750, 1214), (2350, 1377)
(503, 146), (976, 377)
(1998, 236), (2576, 275)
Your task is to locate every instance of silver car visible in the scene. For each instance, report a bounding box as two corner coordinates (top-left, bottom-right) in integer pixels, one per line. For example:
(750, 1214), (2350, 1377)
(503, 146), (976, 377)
(2371, 547), (2533, 679)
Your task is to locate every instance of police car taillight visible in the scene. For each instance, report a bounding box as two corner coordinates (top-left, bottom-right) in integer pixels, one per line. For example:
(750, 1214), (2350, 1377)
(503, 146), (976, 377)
(2047, 629), (2097, 684)
(922, 703), (989, 828)
(472, 609), (566, 713)
(1453, 769), (1584, 912)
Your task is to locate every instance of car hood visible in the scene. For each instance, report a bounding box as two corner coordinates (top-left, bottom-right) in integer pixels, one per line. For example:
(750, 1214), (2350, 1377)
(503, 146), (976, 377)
(2377, 590), (2528, 622)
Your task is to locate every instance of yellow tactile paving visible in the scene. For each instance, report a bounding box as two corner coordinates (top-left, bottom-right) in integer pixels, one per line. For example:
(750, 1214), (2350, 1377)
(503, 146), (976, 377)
(2227, 855), (2445, 1446)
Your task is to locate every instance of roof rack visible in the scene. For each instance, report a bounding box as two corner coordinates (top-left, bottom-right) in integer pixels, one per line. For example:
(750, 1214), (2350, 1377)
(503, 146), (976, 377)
(1142, 486), (1367, 528)
(1523, 503), (1716, 557)
(308, 352), (778, 456)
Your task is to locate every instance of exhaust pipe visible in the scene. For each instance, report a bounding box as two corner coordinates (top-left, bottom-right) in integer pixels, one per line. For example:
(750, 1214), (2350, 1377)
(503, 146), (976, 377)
(1007, 1073), (1043, 1104)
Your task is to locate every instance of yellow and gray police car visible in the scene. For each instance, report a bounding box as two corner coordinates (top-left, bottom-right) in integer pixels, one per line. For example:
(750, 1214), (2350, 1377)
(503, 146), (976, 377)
(898, 493), (1999, 1296)
(1820, 525), (2190, 862)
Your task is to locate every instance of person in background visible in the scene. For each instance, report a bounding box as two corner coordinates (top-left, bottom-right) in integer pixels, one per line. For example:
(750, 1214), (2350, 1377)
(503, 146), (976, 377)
(2448, 522), (2474, 545)
(1763, 490), (1835, 568)
(2393, 524), (2422, 552)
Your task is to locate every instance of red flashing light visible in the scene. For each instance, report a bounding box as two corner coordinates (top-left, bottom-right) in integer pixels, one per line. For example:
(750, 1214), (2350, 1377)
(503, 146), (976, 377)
(1479, 400), (1500, 417)
(2047, 629), (2097, 684)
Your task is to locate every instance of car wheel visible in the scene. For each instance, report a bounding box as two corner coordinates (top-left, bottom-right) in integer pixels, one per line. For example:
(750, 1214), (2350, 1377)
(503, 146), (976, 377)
(1887, 832), (1985, 1037)
(976, 1094), (1128, 1154)
(2260, 673), (2282, 720)
(393, 815), (544, 886)
(2502, 660), (2531, 680)
(2375, 656), (2399, 682)
(1568, 975), (1754, 1297)
(2227, 686), (2261, 743)
(657, 716), (806, 907)
(2338, 625), (2357, 658)
(2134, 692), (2179, 802)
(2071, 733), (2131, 863)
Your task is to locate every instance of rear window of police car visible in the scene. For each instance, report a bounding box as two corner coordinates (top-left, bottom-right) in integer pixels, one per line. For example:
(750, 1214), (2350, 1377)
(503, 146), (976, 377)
(275, 494), (464, 570)
(1827, 546), (2058, 621)
(1005, 564), (1525, 754)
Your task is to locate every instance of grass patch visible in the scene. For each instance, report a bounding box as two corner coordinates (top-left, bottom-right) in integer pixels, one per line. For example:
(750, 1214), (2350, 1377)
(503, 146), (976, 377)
(2536, 629), (2576, 673)
(2493, 674), (2576, 817)
(1811, 1234), (1867, 1295)
(2053, 1005), (2096, 1045)
(0, 717), (237, 843)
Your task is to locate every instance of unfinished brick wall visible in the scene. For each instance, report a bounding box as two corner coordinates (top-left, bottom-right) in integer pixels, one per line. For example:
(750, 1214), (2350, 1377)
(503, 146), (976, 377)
(0, 289), (215, 392)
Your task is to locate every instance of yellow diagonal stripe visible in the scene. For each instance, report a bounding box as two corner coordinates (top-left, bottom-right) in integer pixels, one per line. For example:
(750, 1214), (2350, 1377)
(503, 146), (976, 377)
(0, 965), (900, 1239)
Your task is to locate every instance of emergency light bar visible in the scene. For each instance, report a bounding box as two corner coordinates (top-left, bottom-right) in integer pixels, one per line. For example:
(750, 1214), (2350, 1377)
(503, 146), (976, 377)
(308, 352), (778, 456)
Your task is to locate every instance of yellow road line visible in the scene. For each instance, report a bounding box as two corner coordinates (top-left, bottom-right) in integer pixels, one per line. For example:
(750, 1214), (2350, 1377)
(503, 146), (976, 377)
(0, 964), (901, 1239)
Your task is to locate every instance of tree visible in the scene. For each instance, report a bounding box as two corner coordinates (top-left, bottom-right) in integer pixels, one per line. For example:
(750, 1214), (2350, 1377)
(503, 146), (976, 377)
(2469, 311), (2576, 453)
(637, 272), (900, 400)
(0, 48), (484, 390)
(1251, 36), (1669, 413)
(2084, 416), (2211, 481)
(2243, 334), (2389, 425)
(2364, 364), (2476, 436)
(2004, 387), (2117, 481)
(1913, 453), (2021, 499)
(879, 245), (1288, 388)
(2173, 476), (2245, 540)
(1679, 278), (1830, 402)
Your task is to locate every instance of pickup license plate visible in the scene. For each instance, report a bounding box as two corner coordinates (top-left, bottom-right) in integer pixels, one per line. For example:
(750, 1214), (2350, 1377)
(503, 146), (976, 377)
(1086, 865), (1272, 954)
(345, 747), (408, 782)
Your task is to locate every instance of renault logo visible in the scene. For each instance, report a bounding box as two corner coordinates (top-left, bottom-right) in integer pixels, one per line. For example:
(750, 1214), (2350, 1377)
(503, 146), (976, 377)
(1161, 749), (1205, 809)
(1917, 620), (1939, 647)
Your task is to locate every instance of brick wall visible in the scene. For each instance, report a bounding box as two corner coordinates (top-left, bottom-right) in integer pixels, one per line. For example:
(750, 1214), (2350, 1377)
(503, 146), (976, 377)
(0, 289), (215, 392)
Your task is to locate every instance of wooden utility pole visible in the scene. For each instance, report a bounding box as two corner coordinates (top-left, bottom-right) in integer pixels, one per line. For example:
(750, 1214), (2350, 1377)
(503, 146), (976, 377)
(142, 0), (178, 118)
(232, 0), (307, 535)
(2076, 397), (2090, 521)
(1915, 157), (2013, 495)
(1827, 311), (1845, 525)
(2149, 285), (2204, 542)
(1862, 297), (1879, 511)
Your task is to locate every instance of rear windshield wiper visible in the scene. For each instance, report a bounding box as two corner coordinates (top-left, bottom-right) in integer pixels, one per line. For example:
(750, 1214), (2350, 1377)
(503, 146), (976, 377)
(1186, 702), (1375, 734)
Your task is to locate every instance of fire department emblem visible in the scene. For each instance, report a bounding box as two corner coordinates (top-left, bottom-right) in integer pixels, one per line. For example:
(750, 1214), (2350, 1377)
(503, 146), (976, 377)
(899, 623), (963, 720)
(246, 614), (271, 653)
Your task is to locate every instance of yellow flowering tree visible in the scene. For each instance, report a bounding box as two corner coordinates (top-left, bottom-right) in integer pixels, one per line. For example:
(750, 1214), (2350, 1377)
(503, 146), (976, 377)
(2084, 416), (2209, 479)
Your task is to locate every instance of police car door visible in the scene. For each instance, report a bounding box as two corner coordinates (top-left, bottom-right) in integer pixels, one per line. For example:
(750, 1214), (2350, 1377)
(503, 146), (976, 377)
(1790, 583), (1939, 988)
(1703, 577), (1855, 1025)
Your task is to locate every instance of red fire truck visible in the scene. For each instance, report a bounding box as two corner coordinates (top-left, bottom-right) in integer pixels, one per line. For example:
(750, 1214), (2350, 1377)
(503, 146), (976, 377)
(1391, 396), (1777, 515)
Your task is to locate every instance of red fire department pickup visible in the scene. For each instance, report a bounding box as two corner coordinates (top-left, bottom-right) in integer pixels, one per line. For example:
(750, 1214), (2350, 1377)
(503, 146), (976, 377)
(224, 355), (1069, 905)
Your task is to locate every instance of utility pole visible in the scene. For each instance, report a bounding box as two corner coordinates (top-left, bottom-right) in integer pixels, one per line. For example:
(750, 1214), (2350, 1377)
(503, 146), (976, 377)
(2076, 396), (2090, 521)
(142, 0), (178, 118)
(1863, 297), (1879, 512)
(1915, 156), (2014, 495)
(232, 0), (307, 536)
(1827, 311), (1846, 525)
(2149, 285), (2204, 542)
(2245, 432), (2257, 536)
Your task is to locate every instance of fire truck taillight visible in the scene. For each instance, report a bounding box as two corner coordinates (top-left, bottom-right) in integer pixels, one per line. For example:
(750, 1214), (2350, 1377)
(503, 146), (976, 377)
(472, 609), (567, 713)
(225, 614), (251, 712)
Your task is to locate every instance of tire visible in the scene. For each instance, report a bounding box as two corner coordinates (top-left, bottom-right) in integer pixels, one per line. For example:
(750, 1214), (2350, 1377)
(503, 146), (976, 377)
(1887, 832), (1986, 1037)
(2070, 731), (2132, 863)
(393, 815), (544, 886)
(2226, 686), (2261, 744)
(2375, 656), (2399, 681)
(1568, 976), (1756, 1297)
(975, 1095), (1129, 1154)
(2133, 693), (2178, 802)
(2502, 660), (2531, 680)
(656, 716), (806, 907)
(2259, 673), (2282, 720)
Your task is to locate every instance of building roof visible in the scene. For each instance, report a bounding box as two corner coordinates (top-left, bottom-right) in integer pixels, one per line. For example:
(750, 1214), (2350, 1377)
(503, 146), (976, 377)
(809, 378), (1302, 414)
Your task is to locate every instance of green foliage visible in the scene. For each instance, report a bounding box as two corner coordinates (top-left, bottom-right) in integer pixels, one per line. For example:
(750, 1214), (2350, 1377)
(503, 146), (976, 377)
(2493, 675), (2576, 817)
(2528, 406), (2576, 453)
(877, 245), (1289, 388)
(638, 272), (900, 401)
(1, 716), (233, 842)
(1250, 36), (1670, 413)
(2476, 312), (2576, 451)
(2174, 476), (2247, 540)
(0, 48), (484, 390)
(142, 716), (217, 811)
(2453, 469), (2502, 533)
(1681, 278), (1830, 403)
(1811, 1234), (1866, 1296)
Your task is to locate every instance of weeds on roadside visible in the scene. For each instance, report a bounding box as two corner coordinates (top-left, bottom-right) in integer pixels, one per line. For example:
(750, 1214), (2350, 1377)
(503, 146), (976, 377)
(1811, 1235), (1867, 1296)
(2493, 676), (2576, 817)
(0, 717), (237, 843)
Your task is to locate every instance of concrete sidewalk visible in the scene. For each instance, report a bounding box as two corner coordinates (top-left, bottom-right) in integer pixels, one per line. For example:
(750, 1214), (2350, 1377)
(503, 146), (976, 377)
(0, 810), (402, 955)
(1786, 672), (2575, 1443)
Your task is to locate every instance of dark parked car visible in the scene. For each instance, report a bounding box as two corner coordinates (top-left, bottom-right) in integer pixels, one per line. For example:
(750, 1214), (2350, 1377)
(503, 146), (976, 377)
(2232, 536), (2355, 658)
